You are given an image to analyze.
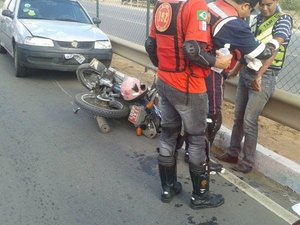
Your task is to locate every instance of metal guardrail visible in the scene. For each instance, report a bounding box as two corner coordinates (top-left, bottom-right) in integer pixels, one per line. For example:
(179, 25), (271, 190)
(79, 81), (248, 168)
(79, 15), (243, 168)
(225, 81), (300, 131)
(109, 34), (300, 131)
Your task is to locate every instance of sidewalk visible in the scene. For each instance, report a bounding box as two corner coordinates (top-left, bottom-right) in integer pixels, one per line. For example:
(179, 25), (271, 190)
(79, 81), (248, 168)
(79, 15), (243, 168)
(213, 125), (300, 195)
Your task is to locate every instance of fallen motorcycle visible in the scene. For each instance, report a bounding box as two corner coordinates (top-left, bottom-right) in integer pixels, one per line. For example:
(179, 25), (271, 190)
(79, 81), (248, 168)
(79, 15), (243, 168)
(73, 58), (224, 173)
(74, 58), (161, 138)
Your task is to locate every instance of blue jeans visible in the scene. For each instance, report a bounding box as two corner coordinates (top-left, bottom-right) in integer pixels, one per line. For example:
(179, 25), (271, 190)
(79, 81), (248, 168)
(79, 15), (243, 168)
(156, 78), (208, 167)
(229, 67), (278, 166)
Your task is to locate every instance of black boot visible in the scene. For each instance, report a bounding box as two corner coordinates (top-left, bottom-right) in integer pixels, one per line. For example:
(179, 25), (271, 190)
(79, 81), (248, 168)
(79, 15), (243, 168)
(184, 143), (223, 173)
(189, 164), (224, 209)
(158, 155), (182, 203)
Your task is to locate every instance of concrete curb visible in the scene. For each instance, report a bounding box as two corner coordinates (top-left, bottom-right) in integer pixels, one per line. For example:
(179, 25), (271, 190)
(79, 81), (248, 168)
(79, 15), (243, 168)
(214, 125), (300, 195)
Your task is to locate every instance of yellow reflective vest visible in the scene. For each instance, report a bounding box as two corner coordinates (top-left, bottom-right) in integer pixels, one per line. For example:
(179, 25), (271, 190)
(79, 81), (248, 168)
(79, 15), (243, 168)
(251, 13), (286, 69)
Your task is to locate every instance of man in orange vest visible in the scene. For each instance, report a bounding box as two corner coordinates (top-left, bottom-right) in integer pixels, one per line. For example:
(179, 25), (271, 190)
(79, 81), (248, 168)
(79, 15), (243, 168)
(145, 0), (232, 209)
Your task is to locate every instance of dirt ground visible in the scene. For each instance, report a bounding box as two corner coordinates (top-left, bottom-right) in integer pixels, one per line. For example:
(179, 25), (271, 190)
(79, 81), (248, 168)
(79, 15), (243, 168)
(111, 54), (300, 165)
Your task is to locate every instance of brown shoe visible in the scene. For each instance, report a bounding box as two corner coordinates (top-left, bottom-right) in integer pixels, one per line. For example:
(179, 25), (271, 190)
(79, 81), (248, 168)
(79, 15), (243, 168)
(216, 153), (238, 164)
(232, 163), (252, 174)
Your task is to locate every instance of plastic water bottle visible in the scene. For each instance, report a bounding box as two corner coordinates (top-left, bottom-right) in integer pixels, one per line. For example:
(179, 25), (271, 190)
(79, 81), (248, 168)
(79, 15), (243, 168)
(211, 43), (231, 73)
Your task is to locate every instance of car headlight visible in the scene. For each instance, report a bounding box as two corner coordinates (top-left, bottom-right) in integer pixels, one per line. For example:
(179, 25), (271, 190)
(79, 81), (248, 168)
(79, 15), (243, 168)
(94, 40), (111, 49)
(24, 37), (54, 47)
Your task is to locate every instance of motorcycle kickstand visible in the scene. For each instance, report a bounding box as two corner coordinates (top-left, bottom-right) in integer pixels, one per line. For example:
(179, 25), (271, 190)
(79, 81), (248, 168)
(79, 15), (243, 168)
(73, 107), (80, 114)
(72, 102), (80, 114)
(96, 116), (110, 133)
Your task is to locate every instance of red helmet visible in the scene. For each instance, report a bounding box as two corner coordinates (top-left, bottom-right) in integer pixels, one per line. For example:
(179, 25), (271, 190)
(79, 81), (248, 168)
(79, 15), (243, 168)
(121, 77), (147, 101)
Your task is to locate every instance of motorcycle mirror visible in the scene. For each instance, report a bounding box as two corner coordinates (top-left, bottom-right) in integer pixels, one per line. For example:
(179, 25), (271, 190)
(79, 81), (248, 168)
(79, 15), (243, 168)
(93, 17), (101, 24)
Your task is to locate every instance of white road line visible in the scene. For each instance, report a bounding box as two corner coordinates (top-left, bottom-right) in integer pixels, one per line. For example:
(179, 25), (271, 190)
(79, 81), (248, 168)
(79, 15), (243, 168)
(221, 170), (299, 224)
(53, 80), (73, 98)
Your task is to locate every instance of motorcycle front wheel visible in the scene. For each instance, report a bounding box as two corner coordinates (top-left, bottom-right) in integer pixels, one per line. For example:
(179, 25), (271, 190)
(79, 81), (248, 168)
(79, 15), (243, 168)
(75, 92), (130, 118)
(76, 63), (104, 91)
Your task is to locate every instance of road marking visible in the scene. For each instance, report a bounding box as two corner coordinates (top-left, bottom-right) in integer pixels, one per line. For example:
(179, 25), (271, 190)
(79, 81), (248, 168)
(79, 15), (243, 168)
(53, 80), (72, 98)
(221, 170), (299, 224)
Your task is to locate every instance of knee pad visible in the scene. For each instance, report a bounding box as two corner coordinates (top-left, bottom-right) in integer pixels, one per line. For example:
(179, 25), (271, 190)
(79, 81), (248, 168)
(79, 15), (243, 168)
(158, 154), (176, 167)
(186, 133), (206, 147)
(206, 112), (222, 143)
(189, 161), (209, 174)
(185, 133), (207, 166)
(160, 125), (181, 152)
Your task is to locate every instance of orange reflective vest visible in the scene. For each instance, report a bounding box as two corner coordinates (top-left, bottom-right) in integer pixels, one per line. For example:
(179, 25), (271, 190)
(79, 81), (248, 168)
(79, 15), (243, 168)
(153, 0), (187, 72)
(149, 0), (211, 94)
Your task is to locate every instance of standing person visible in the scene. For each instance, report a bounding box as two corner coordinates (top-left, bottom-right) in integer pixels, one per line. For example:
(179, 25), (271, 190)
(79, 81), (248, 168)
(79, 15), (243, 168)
(184, 0), (278, 163)
(217, 0), (293, 173)
(145, 0), (232, 209)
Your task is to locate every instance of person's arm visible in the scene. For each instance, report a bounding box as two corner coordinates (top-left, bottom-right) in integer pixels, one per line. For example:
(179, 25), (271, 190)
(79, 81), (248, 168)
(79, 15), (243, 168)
(213, 19), (275, 73)
(183, 40), (232, 69)
(182, 1), (232, 70)
(145, 37), (158, 67)
(145, 14), (158, 67)
(252, 14), (293, 91)
(227, 61), (243, 79)
(251, 38), (282, 91)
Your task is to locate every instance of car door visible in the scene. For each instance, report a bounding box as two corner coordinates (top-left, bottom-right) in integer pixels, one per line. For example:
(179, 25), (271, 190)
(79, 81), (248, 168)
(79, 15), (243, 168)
(1, 0), (17, 55)
(0, 0), (11, 45)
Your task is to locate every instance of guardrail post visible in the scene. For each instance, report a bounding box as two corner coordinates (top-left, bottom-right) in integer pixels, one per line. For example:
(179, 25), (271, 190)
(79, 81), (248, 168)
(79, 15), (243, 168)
(96, 0), (99, 27)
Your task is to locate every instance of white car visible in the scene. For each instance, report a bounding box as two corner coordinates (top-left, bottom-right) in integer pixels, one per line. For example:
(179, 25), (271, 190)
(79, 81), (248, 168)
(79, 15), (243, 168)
(0, 0), (112, 77)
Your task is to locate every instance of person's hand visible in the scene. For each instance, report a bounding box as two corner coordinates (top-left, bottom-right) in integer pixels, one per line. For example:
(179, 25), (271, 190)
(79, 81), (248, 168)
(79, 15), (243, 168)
(214, 51), (233, 69)
(251, 75), (262, 92)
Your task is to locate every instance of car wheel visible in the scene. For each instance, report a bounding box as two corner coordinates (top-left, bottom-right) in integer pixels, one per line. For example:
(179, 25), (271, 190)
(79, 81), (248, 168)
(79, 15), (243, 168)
(0, 44), (7, 54)
(14, 47), (27, 77)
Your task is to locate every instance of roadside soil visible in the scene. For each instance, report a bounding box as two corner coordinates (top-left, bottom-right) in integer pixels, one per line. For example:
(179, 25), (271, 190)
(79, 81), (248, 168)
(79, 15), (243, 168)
(111, 54), (300, 165)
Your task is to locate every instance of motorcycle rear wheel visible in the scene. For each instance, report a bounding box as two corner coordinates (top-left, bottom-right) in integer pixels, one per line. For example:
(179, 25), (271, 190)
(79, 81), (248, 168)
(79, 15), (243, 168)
(75, 92), (130, 118)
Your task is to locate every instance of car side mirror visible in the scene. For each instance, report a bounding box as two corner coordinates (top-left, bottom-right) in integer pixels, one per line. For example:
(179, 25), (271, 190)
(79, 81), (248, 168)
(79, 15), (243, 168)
(93, 17), (101, 25)
(2, 9), (14, 19)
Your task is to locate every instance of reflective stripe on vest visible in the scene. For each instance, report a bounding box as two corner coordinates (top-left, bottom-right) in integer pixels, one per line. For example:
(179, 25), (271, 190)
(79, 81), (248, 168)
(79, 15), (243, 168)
(253, 13), (286, 69)
(207, 0), (238, 37)
(154, 0), (187, 72)
(207, 0), (239, 71)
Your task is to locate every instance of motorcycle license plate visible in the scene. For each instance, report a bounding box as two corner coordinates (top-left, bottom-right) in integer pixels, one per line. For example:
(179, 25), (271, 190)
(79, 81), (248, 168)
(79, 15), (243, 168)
(74, 54), (85, 64)
(128, 105), (141, 125)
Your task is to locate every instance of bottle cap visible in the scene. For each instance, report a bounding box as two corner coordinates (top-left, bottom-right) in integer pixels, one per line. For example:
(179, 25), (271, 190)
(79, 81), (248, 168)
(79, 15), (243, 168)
(224, 43), (230, 49)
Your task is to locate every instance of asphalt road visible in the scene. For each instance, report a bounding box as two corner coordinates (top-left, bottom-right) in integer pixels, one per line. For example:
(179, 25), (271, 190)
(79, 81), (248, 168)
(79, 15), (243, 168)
(0, 53), (299, 224)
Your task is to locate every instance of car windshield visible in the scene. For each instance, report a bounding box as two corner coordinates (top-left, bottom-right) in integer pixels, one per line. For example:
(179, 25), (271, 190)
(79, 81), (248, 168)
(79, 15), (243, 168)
(18, 0), (91, 24)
